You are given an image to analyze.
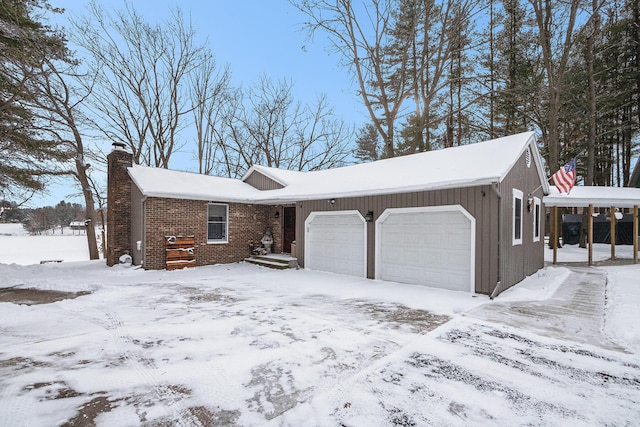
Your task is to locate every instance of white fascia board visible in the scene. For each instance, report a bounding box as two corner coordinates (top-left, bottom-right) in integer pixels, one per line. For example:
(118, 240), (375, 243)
(496, 132), (549, 196)
(257, 178), (502, 204)
(544, 186), (640, 208)
(531, 134), (551, 195)
(544, 197), (640, 208)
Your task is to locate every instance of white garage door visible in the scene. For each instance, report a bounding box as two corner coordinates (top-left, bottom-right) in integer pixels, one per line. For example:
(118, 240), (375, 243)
(305, 211), (366, 277)
(376, 206), (475, 292)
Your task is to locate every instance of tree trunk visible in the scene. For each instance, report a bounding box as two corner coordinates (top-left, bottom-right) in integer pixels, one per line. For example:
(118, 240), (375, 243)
(547, 94), (560, 172)
(489, 0), (496, 139)
(76, 160), (99, 260)
(634, 0), (640, 129)
(531, 0), (581, 173)
(585, 2), (599, 186)
(579, 209), (588, 248)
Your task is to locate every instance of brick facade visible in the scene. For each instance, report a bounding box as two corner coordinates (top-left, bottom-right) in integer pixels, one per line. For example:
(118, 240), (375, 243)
(106, 148), (133, 266)
(268, 205), (283, 254)
(107, 145), (286, 270)
(142, 198), (275, 270)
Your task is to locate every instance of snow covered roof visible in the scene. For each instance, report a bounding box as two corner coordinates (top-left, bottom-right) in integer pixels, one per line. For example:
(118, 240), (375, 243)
(271, 132), (545, 201)
(544, 186), (640, 208)
(241, 164), (304, 187)
(128, 165), (264, 203)
(129, 132), (546, 203)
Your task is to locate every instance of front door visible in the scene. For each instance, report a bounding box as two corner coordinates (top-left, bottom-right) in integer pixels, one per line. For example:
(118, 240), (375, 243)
(283, 207), (296, 253)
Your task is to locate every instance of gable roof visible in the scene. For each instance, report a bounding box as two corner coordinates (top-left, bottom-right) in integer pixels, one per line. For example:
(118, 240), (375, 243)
(128, 131), (547, 204)
(242, 164), (304, 187)
(266, 131), (546, 200)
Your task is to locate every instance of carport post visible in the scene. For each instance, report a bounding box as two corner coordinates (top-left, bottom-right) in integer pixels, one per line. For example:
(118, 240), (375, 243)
(553, 206), (558, 264)
(634, 205), (638, 264)
(610, 205), (616, 260)
(588, 204), (593, 266)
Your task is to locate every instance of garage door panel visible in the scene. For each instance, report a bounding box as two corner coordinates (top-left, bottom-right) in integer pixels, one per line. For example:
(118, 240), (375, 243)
(383, 250), (405, 264)
(449, 215), (470, 226)
(425, 252), (444, 266)
(424, 234), (442, 246)
(448, 238), (468, 251)
(377, 208), (474, 292)
(446, 258), (470, 273)
(306, 212), (366, 277)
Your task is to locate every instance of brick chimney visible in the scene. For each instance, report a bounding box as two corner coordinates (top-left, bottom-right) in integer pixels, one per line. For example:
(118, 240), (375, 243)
(106, 143), (133, 266)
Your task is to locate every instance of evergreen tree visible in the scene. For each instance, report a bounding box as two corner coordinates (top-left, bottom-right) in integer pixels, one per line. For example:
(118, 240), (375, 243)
(443, 2), (474, 147)
(595, 2), (639, 185)
(23, 205), (55, 234)
(396, 113), (435, 155)
(492, 0), (540, 135)
(0, 200), (25, 222)
(561, 0), (639, 186)
(54, 200), (74, 232)
(0, 0), (69, 198)
(354, 123), (381, 162)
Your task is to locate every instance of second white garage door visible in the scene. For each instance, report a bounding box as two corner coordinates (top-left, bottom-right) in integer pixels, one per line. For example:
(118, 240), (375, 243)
(305, 211), (366, 277)
(376, 206), (475, 292)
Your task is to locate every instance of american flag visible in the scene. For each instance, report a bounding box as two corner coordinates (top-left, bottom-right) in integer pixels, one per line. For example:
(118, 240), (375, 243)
(552, 158), (576, 193)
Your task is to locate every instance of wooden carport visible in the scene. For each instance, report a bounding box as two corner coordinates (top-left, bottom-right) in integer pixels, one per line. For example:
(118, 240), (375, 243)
(544, 186), (640, 265)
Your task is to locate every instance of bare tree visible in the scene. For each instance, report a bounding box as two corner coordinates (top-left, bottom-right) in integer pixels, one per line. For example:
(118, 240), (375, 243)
(529, 0), (597, 171)
(239, 76), (297, 169)
(294, 0), (409, 158)
(86, 173), (107, 256)
(214, 76), (353, 176)
(190, 54), (232, 175)
(294, 0), (480, 156)
(21, 57), (100, 259)
(73, 2), (215, 168)
(292, 93), (355, 171)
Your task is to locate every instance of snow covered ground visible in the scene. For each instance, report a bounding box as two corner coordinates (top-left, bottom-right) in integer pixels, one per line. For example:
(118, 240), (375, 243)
(544, 239), (635, 262)
(0, 223), (92, 265)
(0, 226), (639, 425)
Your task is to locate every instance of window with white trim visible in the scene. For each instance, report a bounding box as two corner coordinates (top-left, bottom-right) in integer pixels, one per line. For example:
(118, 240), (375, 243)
(207, 203), (228, 243)
(533, 197), (541, 242)
(512, 189), (523, 245)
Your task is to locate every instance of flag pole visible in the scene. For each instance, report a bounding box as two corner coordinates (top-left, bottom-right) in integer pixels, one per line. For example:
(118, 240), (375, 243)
(530, 174), (554, 196)
(534, 157), (578, 196)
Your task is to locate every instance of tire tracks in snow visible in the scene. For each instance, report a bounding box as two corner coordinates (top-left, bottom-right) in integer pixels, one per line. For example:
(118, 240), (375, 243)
(101, 309), (203, 426)
(0, 356), (41, 427)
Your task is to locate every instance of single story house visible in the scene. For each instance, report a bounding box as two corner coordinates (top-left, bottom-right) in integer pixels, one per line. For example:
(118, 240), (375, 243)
(107, 131), (549, 296)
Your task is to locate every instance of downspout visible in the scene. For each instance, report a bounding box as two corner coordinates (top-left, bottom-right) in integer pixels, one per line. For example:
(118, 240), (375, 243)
(141, 196), (147, 267)
(490, 182), (502, 300)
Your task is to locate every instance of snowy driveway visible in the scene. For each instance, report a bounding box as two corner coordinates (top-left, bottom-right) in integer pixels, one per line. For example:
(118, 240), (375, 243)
(467, 267), (623, 350)
(0, 261), (639, 426)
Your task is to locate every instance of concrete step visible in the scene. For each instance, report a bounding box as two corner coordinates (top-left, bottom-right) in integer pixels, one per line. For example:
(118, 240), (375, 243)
(245, 254), (298, 269)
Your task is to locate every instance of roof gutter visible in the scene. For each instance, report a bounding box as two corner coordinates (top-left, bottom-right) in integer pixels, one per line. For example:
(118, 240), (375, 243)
(490, 182), (502, 300)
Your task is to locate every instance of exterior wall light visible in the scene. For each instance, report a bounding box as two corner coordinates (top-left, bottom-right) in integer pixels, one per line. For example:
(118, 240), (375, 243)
(365, 211), (374, 222)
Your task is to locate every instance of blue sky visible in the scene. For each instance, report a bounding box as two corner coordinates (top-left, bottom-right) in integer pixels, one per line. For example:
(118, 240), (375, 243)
(31, 0), (367, 207)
